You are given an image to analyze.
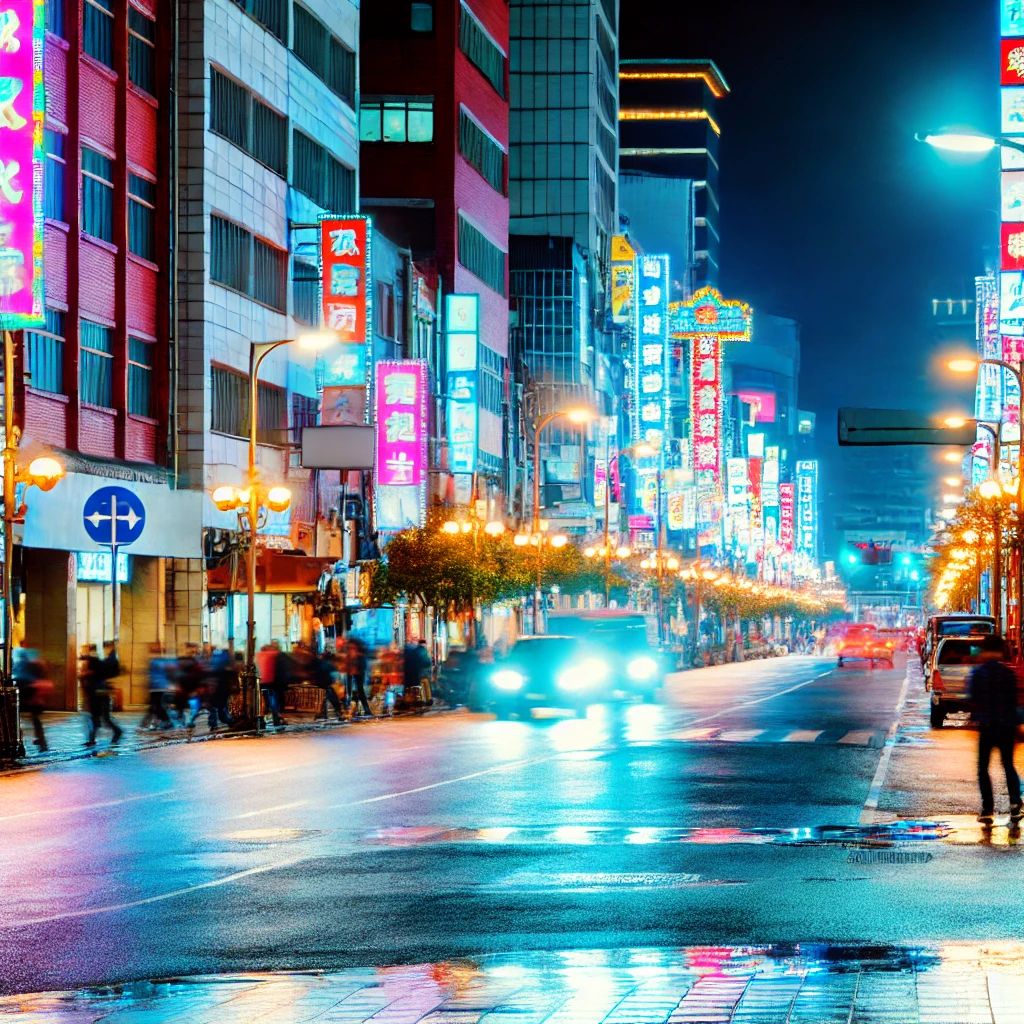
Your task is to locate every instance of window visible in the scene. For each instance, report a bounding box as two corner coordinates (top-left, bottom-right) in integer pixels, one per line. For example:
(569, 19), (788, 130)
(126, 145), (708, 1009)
(128, 8), (155, 94)
(44, 130), (65, 222)
(210, 366), (287, 443)
(359, 97), (433, 143)
(210, 68), (287, 176)
(458, 214), (506, 296)
(459, 3), (505, 98)
(459, 109), (505, 193)
(83, 0), (113, 68)
(229, 0), (286, 43)
(25, 309), (65, 394)
(81, 147), (114, 243)
(291, 393), (318, 443)
(46, 0), (64, 37)
(376, 281), (395, 340)
(127, 336), (153, 416)
(210, 214), (287, 312)
(80, 319), (113, 407)
(291, 129), (355, 211)
(292, 256), (319, 326)
(128, 173), (156, 261)
(292, 6), (356, 105)
(410, 2), (432, 31)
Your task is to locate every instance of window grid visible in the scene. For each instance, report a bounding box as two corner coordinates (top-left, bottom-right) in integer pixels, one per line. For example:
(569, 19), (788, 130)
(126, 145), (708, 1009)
(457, 214), (506, 297)
(210, 214), (287, 313)
(44, 129), (65, 222)
(210, 68), (287, 178)
(25, 309), (65, 394)
(46, 0), (64, 35)
(128, 7), (155, 94)
(292, 5), (356, 106)
(81, 146), (114, 243)
(127, 335), (153, 417)
(80, 319), (113, 408)
(291, 393), (318, 444)
(229, 0), (286, 43)
(359, 97), (433, 143)
(292, 256), (320, 326)
(459, 110), (505, 194)
(459, 3), (505, 98)
(128, 172), (156, 261)
(291, 129), (355, 211)
(210, 366), (286, 443)
(83, 0), (113, 67)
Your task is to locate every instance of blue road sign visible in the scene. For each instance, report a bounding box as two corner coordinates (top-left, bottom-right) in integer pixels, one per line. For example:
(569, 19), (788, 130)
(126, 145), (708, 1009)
(82, 486), (147, 548)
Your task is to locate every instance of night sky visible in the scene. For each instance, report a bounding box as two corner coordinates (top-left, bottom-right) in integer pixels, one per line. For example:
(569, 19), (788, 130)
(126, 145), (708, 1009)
(621, 1), (998, 534)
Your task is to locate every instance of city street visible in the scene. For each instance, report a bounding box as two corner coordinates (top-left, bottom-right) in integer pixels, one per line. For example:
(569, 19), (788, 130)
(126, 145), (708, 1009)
(4, 652), (1024, 1017)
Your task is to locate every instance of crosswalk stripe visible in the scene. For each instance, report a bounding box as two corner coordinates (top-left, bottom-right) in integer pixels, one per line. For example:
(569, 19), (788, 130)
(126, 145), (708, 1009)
(782, 729), (824, 743)
(671, 727), (720, 741)
(838, 730), (875, 745)
(717, 730), (765, 742)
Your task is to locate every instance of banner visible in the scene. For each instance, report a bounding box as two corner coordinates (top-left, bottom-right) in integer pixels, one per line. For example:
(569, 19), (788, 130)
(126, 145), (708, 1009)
(321, 216), (370, 342)
(779, 482), (795, 553)
(375, 360), (428, 531)
(635, 254), (670, 449)
(445, 294), (479, 475)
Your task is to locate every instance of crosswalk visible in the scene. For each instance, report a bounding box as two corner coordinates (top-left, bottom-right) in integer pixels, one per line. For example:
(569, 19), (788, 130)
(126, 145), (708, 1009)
(669, 726), (884, 747)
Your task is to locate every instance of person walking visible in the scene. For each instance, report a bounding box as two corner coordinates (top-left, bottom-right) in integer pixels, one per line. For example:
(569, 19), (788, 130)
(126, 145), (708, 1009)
(140, 643), (175, 731)
(206, 648), (235, 730)
(968, 634), (1023, 826)
(313, 650), (345, 721)
(346, 637), (372, 716)
(81, 643), (123, 748)
(14, 643), (49, 752)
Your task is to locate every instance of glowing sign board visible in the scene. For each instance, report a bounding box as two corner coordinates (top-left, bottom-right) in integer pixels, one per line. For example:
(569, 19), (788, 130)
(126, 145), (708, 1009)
(1001, 271), (1024, 335)
(76, 550), (129, 584)
(0, 0), (45, 327)
(795, 460), (818, 557)
(610, 235), (635, 325)
(445, 293), (479, 475)
(1003, 87), (1024, 136)
(321, 215), (371, 343)
(634, 254), (670, 448)
(1005, 0), (1024, 36)
(322, 344), (367, 386)
(670, 286), (753, 342)
(1002, 221), (1024, 271)
(1003, 38), (1024, 84)
(1003, 171), (1024, 222)
(375, 360), (428, 531)
(779, 482), (795, 554)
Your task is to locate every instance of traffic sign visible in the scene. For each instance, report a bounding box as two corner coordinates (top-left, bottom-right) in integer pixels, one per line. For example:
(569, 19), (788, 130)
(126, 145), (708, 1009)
(82, 486), (146, 548)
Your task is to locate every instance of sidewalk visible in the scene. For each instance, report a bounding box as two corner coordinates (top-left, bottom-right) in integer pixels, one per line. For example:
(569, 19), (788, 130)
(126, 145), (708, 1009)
(5, 945), (1024, 1023)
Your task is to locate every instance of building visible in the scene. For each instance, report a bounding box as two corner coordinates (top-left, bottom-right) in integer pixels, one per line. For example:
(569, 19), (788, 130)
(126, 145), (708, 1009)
(360, 0), (510, 504)
(4, 0), (207, 708)
(176, 0), (360, 653)
(618, 59), (728, 290)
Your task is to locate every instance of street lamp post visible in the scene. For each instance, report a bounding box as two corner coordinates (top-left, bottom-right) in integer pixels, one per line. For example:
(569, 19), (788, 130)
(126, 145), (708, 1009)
(211, 332), (335, 731)
(0, 328), (64, 762)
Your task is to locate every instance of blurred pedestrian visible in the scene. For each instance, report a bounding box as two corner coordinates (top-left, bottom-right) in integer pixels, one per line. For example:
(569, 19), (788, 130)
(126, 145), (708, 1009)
(346, 636), (372, 716)
(206, 648), (235, 729)
(969, 634), (1023, 826)
(269, 643), (293, 727)
(140, 643), (175, 730)
(81, 642), (123, 747)
(314, 649), (345, 721)
(402, 639), (433, 706)
(178, 643), (207, 729)
(14, 643), (50, 752)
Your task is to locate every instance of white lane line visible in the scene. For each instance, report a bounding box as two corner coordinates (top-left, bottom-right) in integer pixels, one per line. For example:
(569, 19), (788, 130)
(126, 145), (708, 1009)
(839, 730), (875, 746)
(680, 668), (834, 729)
(227, 764), (299, 780)
(783, 729), (824, 743)
(339, 756), (556, 807)
(0, 789), (175, 824)
(231, 800), (308, 820)
(860, 661), (914, 824)
(0, 855), (308, 929)
(671, 727), (720, 742)
(717, 730), (764, 743)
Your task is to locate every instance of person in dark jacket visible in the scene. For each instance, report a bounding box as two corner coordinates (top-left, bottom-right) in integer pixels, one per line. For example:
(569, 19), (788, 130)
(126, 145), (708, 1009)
(968, 634), (1022, 825)
(81, 642), (123, 747)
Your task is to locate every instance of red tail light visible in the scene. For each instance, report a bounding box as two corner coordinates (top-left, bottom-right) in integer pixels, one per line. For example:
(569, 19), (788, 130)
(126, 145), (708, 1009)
(932, 670), (944, 692)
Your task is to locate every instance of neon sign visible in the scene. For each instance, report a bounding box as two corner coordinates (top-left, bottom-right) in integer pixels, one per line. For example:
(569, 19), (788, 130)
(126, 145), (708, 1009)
(0, 0), (44, 327)
(375, 360), (428, 531)
(634, 254), (669, 449)
(320, 215), (371, 343)
(445, 294), (479, 475)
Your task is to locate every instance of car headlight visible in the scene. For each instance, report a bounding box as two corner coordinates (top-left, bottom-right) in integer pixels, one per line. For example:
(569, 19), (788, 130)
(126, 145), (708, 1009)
(626, 655), (658, 681)
(491, 669), (525, 692)
(557, 657), (609, 691)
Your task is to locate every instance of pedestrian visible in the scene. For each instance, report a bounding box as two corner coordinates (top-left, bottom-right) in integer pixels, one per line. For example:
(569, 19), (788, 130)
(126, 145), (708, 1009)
(269, 643), (294, 727)
(968, 634), (1023, 826)
(177, 643), (207, 729)
(206, 648), (235, 730)
(346, 636), (372, 716)
(402, 639), (433, 706)
(81, 642), (123, 747)
(314, 650), (345, 721)
(14, 643), (50, 753)
(140, 643), (174, 731)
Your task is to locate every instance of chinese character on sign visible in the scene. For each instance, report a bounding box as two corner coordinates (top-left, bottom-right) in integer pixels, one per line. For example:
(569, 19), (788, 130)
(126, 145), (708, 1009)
(696, 441), (717, 467)
(698, 413), (717, 437)
(641, 401), (662, 423)
(385, 411), (416, 443)
(641, 372), (663, 393)
(1010, 45), (1024, 78)
(326, 303), (357, 332)
(699, 359), (716, 381)
(384, 372), (416, 405)
(642, 285), (662, 306)
(697, 385), (716, 411)
(330, 264), (360, 297)
(641, 256), (661, 278)
(698, 337), (715, 357)
(1010, 232), (1024, 261)
(0, 160), (23, 204)
(642, 313), (662, 336)
(642, 343), (662, 366)
(386, 452), (415, 484)
(329, 227), (361, 256)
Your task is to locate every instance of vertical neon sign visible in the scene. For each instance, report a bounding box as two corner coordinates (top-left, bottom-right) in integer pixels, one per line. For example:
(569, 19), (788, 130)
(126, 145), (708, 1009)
(0, 0), (45, 327)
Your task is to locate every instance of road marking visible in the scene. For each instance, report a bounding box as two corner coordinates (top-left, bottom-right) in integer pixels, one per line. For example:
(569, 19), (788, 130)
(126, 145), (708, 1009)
(716, 730), (764, 743)
(0, 789), (175, 823)
(339, 756), (556, 807)
(680, 669), (834, 728)
(783, 730), (824, 743)
(0, 855), (308, 929)
(231, 800), (308, 820)
(860, 661), (914, 824)
(839, 730), (876, 746)
(671, 727), (721, 742)
(227, 764), (300, 780)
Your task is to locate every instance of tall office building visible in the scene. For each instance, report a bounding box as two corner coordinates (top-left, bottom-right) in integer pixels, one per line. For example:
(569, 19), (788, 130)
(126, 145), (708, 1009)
(619, 59), (728, 290)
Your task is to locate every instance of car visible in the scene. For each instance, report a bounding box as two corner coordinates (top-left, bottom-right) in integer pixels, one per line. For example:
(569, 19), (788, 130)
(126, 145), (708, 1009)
(928, 635), (988, 727)
(476, 635), (609, 719)
(921, 614), (996, 670)
(546, 610), (669, 700)
(835, 624), (895, 668)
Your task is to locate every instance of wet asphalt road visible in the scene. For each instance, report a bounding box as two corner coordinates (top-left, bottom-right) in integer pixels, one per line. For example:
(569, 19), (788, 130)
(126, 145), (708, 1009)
(1, 653), (1020, 996)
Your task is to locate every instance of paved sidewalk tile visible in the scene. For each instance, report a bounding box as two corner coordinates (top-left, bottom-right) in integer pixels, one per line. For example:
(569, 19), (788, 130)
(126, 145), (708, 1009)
(8, 947), (1024, 1023)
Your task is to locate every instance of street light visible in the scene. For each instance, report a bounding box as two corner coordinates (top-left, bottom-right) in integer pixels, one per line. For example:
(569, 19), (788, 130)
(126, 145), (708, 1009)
(918, 130), (1024, 157)
(212, 331), (336, 732)
(942, 415), (970, 430)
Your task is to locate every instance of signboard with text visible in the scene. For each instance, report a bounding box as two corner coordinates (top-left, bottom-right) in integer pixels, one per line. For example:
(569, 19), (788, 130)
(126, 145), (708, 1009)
(375, 360), (428, 531)
(0, 0), (45, 327)
(635, 254), (670, 449)
(320, 216), (371, 342)
(796, 459), (818, 558)
(445, 294), (479, 475)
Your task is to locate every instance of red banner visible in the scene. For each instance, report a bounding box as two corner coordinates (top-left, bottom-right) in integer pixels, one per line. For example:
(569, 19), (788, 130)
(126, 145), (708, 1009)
(1002, 222), (1024, 271)
(690, 334), (722, 483)
(779, 482), (795, 553)
(1003, 38), (1024, 85)
(321, 216), (370, 342)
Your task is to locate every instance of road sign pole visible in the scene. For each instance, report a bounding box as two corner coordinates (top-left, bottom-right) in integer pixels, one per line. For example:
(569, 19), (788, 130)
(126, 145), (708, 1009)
(110, 497), (120, 648)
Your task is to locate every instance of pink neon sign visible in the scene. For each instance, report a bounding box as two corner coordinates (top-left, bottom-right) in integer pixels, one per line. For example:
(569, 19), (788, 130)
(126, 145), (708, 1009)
(375, 360), (427, 488)
(0, 0), (45, 327)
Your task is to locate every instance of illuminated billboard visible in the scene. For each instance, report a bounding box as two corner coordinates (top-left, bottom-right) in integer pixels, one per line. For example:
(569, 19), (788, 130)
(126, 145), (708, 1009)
(779, 482), (795, 554)
(796, 460), (818, 558)
(1004, 38), (1024, 84)
(375, 360), (428, 531)
(0, 0), (45, 328)
(734, 389), (777, 424)
(1005, 0), (1024, 36)
(635, 254), (670, 449)
(1002, 221), (1024, 271)
(321, 215), (371, 342)
(610, 235), (636, 325)
(445, 293), (479, 475)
